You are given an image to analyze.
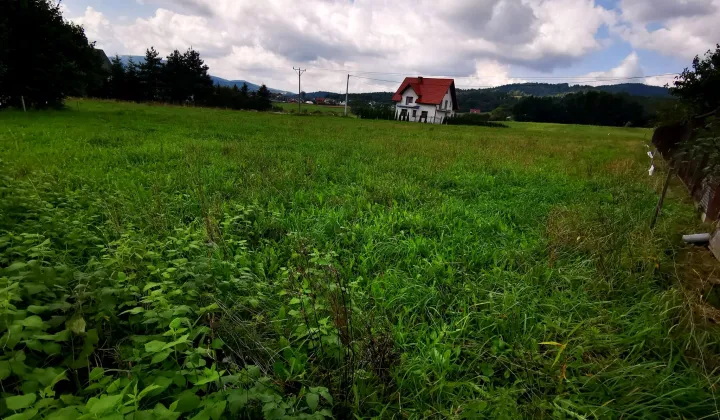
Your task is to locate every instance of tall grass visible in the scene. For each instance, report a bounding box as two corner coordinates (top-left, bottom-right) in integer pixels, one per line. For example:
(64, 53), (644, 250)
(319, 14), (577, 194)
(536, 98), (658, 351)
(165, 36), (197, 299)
(0, 99), (718, 418)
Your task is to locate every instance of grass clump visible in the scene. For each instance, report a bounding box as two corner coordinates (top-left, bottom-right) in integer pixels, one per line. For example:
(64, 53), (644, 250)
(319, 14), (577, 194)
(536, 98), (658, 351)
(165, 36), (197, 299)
(0, 99), (719, 418)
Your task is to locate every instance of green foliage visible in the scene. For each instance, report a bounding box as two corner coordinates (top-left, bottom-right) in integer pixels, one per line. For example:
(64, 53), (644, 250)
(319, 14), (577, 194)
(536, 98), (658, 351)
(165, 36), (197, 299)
(0, 0), (106, 108)
(207, 82), (272, 111)
(670, 44), (720, 116)
(351, 103), (395, 120)
(455, 89), (520, 113)
(98, 47), (271, 111)
(513, 91), (648, 127)
(140, 47), (163, 102)
(0, 100), (718, 418)
(489, 105), (512, 121)
(160, 48), (213, 104)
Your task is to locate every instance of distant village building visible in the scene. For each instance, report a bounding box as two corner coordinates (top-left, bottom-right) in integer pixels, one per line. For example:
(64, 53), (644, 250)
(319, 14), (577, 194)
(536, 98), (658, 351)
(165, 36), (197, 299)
(469, 109), (483, 114)
(392, 77), (457, 124)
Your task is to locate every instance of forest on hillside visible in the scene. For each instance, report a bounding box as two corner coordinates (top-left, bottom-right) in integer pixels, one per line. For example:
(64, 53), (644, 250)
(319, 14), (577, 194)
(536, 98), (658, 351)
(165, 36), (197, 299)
(328, 83), (675, 126)
(324, 82), (672, 113)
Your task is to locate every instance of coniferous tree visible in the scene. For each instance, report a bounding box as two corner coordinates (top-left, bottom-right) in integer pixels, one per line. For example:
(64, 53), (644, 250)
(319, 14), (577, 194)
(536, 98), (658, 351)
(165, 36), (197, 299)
(139, 47), (163, 101)
(163, 50), (187, 103)
(256, 84), (272, 111)
(0, 0), (104, 108)
(108, 55), (126, 100)
(124, 59), (142, 102)
(182, 48), (213, 102)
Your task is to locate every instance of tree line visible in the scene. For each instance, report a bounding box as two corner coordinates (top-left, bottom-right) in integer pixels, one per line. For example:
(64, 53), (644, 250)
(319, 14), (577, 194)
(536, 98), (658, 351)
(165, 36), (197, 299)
(0, 0), (271, 111)
(102, 48), (271, 111)
(512, 91), (648, 127)
(0, 0), (106, 108)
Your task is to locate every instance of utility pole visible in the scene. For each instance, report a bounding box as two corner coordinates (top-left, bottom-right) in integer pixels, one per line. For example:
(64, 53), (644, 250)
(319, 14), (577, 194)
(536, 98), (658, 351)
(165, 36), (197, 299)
(344, 74), (349, 116)
(293, 67), (306, 112)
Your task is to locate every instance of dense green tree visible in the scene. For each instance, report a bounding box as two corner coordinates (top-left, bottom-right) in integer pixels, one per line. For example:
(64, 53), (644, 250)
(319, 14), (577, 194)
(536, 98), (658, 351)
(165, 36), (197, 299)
(124, 59), (142, 102)
(107, 55), (126, 100)
(670, 44), (720, 116)
(489, 105), (512, 121)
(0, 0), (104, 108)
(182, 48), (213, 102)
(139, 47), (163, 101)
(162, 50), (187, 103)
(512, 91), (647, 127)
(256, 84), (272, 111)
(162, 48), (212, 104)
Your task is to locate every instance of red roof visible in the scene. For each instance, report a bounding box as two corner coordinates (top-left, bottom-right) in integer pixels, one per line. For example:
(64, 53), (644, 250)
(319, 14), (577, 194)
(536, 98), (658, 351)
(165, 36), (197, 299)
(392, 77), (458, 110)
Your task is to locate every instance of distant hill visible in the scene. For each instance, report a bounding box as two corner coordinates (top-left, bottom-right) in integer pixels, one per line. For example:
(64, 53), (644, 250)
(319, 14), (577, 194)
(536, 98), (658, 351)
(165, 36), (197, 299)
(209, 76), (260, 91)
(490, 82), (670, 98)
(209, 76), (291, 94)
(594, 83), (669, 97)
(456, 83), (670, 113)
(117, 55), (146, 67)
(115, 55), (291, 95)
(301, 91), (336, 100)
(312, 82), (672, 113)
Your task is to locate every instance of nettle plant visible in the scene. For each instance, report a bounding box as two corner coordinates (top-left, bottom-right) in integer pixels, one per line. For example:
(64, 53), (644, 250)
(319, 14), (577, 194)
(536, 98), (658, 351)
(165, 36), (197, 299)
(0, 173), (333, 419)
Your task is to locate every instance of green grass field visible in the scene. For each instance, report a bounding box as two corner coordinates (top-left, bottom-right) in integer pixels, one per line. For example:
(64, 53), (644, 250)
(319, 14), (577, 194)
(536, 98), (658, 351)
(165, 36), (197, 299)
(1, 99), (718, 419)
(276, 101), (349, 115)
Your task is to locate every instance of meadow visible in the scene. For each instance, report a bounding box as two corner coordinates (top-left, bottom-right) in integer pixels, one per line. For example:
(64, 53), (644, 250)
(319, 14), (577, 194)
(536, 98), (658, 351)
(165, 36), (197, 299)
(276, 102), (349, 115)
(1, 99), (719, 419)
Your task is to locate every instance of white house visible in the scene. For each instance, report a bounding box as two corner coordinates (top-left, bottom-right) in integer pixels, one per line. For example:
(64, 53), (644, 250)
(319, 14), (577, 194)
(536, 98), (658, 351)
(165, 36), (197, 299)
(392, 77), (458, 124)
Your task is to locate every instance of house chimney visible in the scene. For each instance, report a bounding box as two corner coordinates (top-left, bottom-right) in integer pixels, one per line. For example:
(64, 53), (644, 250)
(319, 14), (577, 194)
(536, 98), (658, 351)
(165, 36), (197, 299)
(418, 76), (423, 84)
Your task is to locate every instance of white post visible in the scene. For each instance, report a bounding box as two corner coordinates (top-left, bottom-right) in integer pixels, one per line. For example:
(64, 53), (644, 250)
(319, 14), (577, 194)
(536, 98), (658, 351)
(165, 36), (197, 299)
(21, 96), (26, 112)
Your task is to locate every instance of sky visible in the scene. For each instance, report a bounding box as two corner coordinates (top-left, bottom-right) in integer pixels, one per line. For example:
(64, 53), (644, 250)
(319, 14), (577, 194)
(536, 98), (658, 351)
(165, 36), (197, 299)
(62, 0), (720, 93)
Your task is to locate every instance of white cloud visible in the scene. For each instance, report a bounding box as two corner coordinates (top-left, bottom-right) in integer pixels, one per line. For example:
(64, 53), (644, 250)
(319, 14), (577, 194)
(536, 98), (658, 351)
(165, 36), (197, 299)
(577, 52), (643, 86)
(68, 0), (617, 92)
(614, 0), (720, 59)
(72, 7), (123, 54)
(574, 52), (678, 87)
(644, 74), (678, 88)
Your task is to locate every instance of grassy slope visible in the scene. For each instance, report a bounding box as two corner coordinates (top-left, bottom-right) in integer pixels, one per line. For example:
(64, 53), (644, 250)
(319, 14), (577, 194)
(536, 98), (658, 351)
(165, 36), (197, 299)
(1, 99), (718, 418)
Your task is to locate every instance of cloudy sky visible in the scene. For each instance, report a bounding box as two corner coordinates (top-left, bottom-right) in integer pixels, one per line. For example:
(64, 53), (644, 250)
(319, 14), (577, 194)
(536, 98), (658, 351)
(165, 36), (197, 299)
(64, 0), (719, 93)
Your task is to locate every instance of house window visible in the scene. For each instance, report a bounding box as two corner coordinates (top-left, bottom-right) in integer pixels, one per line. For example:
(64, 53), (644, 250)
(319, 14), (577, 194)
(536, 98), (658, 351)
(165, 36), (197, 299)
(444, 100), (448, 109)
(412, 110), (417, 118)
(406, 96), (413, 105)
